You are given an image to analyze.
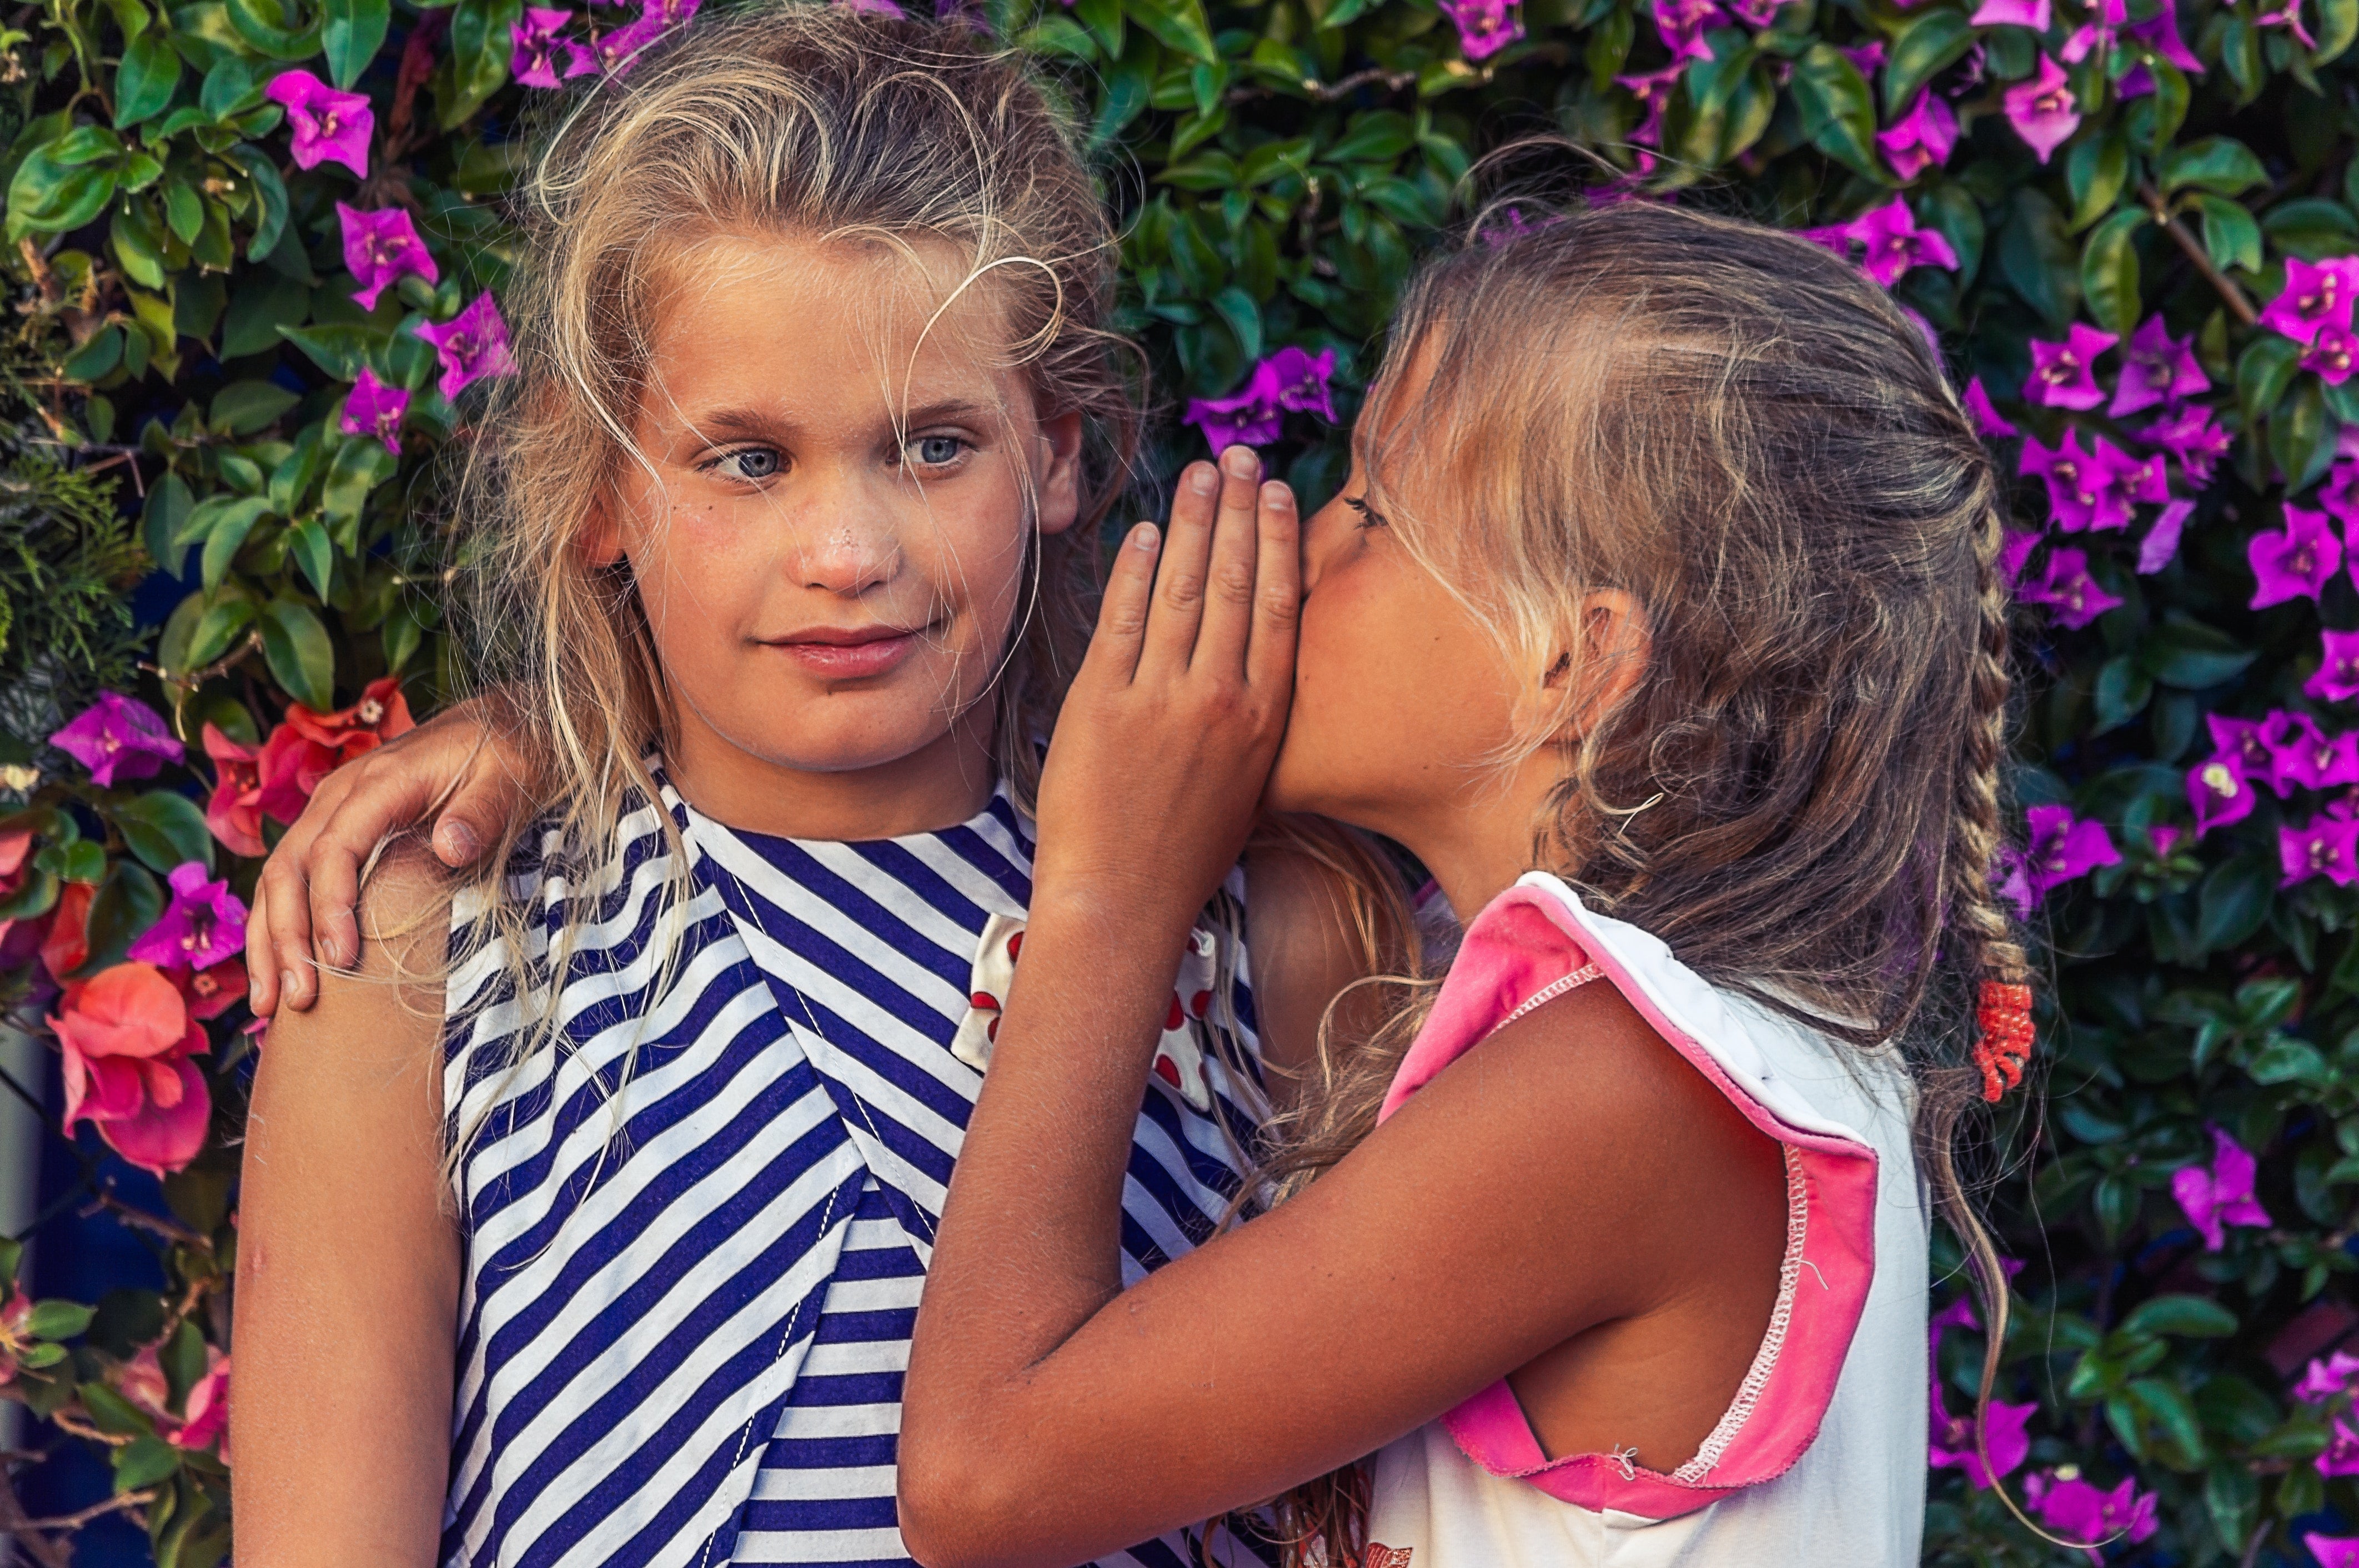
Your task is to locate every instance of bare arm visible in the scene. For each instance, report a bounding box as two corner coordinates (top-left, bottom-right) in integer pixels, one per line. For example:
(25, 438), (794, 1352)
(231, 847), (460, 1567)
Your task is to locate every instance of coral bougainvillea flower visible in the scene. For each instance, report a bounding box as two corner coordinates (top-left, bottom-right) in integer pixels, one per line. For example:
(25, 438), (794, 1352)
(511, 6), (597, 87)
(284, 674), (415, 761)
(41, 880), (92, 983)
(50, 962), (212, 1176)
(1963, 376), (2017, 439)
(2171, 1125), (2271, 1249)
(415, 293), (517, 400)
(2251, 506), (2345, 607)
(265, 69), (373, 178)
(1443, 0), (1525, 57)
(202, 723), (310, 857)
(2138, 497), (2195, 574)
(2024, 324), (2116, 410)
(2309, 630), (2359, 703)
(340, 367), (410, 455)
(127, 863), (247, 971)
(2021, 547), (2121, 627)
(1842, 197), (1959, 287)
(2002, 54), (2080, 164)
(2140, 401), (2232, 485)
(2261, 257), (2359, 345)
(2022, 429), (2134, 531)
(1878, 92), (1960, 182)
(2020, 804), (2120, 902)
(337, 203), (438, 311)
(2283, 814), (2359, 886)
(2109, 316), (2209, 417)
(2189, 753), (2255, 836)
(49, 692), (183, 788)
(2025, 1470), (2159, 1549)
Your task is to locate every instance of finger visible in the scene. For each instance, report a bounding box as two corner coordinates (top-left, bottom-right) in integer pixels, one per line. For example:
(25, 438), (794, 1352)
(304, 759), (449, 972)
(245, 876), (279, 1016)
(1141, 459), (1221, 676)
(1246, 479), (1302, 695)
(256, 812), (324, 1013)
(1193, 446), (1264, 675)
(428, 761), (515, 868)
(1078, 522), (1162, 687)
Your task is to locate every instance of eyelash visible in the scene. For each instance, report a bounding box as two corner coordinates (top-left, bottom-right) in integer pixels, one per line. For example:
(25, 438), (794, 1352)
(1344, 494), (1389, 529)
(704, 446), (782, 483)
(904, 433), (973, 470)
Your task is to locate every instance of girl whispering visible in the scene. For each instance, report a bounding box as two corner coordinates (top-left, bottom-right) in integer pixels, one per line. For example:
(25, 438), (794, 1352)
(230, 12), (1380, 1566)
(895, 199), (2027, 1566)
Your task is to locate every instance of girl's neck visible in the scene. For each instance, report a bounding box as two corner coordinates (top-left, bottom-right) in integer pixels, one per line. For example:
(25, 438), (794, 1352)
(665, 703), (1000, 842)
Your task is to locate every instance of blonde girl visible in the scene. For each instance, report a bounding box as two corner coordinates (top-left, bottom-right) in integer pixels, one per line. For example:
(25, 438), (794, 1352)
(894, 198), (2023, 1566)
(230, 11), (1378, 1566)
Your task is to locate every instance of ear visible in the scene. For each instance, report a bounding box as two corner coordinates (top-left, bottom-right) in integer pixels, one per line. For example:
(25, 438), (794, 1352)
(1034, 410), (1086, 537)
(1525, 588), (1650, 742)
(580, 492), (629, 568)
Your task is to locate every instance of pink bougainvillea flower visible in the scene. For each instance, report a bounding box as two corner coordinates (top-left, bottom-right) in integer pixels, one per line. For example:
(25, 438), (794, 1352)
(2306, 321), (2359, 386)
(2300, 1349), (2359, 1402)
(2129, 1), (2204, 71)
(1929, 1394), (2035, 1489)
(415, 293), (518, 400)
(2307, 1534), (2359, 1568)
(127, 862), (247, 971)
(1650, 0), (1728, 61)
(1443, 0), (1525, 57)
(2022, 429), (2135, 531)
(2252, 506), (2345, 608)
(1266, 344), (1338, 420)
(2024, 323), (2117, 410)
(1842, 197), (1959, 287)
(49, 962), (212, 1176)
(510, 6), (597, 88)
(2189, 753), (2256, 836)
(1969, 0), (2050, 24)
(169, 955), (248, 1022)
(2024, 1471), (2160, 1550)
(2139, 497), (2195, 574)
(1617, 64), (1685, 156)
(2020, 803), (2120, 902)
(2172, 1125), (2272, 1249)
(2273, 715), (2359, 793)
(1878, 92), (1960, 182)
(0, 1285), (32, 1384)
(116, 1342), (230, 1454)
(2308, 630), (2359, 703)
(49, 691), (183, 788)
(1963, 376), (2018, 438)
(201, 723), (302, 857)
(264, 70), (373, 179)
(339, 367), (409, 456)
(2283, 814), (2359, 886)
(2002, 54), (2080, 164)
(2110, 316), (2209, 417)
(2261, 256), (2359, 345)
(2140, 402), (2232, 485)
(1999, 527), (2040, 587)
(2021, 546), (2121, 627)
(337, 203), (438, 312)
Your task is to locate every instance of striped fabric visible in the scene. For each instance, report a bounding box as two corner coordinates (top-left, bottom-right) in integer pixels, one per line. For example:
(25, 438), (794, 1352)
(439, 771), (1273, 1568)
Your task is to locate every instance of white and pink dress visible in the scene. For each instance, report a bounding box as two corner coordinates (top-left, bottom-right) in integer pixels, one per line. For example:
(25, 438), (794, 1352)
(1364, 872), (1930, 1565)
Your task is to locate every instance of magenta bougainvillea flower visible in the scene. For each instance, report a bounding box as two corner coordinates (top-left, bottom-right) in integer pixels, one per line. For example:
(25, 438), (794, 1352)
(415, 293), (517, 400)
(1969, 0), (2049, 25)
(511, 7), (597, 88)
(1724, 0), (1782, 24)
(1442, 0), (1525, 57)
(2308, 630), (2359, 702)
(2308, 1534), (2359, 1568)
(1878, 92), (1959, 182)
(2260, 257), (2359, 345)
(2189, 753), (2256, 836)
(2105, 439), (2171, 505)
(2020, 804), (2120, 902)
(2171, 1125), (2272, 1249)
(1929, 1394), (2035, 1490)
(1842, 197), (1959, 287)
(1650, 0), (1726, 62)
(593, 0), (699, 73)
(2259, 0), (2317, 47)
(2021, 546), (2122, 627)
(1999, 527), (2040, 587)
(2273, 715), (2359, 793)
(2024, 323), (2116, 409)
(1183, 346), (1338, 450)
(1617, 64), (1685, 156)
(2295, 1351), (2359, 1402)
(340, 367), (409, 455)
(337, 203), (438, 311)
(49, 692), (183, 787)
(1963, 376), (2017, 439)
(2025, 1471), (2160, 1549)
(2306, 321), (2359, 385)
(2109, 316), (2209, 417)
(2149, 823), (2185, 858)
(2139, 497), (2195, 574)
(2002, 54), (2080, 164)
(2251, 506), (2345, 608)
(264, 69), (373, 179)
(2022, 429), (2137, 531)
(127, 862), (247, 971)
(2322, 1418), (2359, 1475)
(2213, 712), (2294, 776)
(2129, 2), (2205, 71)
(1267, 344), (1338, 420)
(2140, 402), (2232, 484)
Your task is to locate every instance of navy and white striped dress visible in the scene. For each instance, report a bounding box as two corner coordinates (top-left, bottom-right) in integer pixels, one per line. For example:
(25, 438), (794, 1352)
(439, 771), (1272, 1568)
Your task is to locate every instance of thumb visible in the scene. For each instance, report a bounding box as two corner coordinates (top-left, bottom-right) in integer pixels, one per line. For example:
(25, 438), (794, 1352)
(429, 769), (520, 867)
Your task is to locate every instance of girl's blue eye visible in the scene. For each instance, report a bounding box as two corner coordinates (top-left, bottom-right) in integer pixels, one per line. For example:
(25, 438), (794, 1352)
(910, 435), (966, 467)
(719, 448), (781, 481)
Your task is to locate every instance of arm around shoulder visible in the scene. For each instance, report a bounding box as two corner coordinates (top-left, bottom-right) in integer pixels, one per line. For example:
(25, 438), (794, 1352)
(231, 842), (461, 1568)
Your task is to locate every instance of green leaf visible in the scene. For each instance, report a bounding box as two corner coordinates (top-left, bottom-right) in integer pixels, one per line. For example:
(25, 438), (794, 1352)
(1786, 46), (1878, 179)
(2271, 381), (2336, 491)
(1128, 0), (1218, 63)
(2249, 1033), (2334, 1086)
(2127, 1375), (2209, 1462)
(2066, 131), (2130, 232)
(258, 597), (335, 711)
(2160, 137), (2270, 196)
(1209, 286), (1262, 364)
(226, 145), (289, 261)
(144, 471), (193, 574)
(24, 1299), (96, 1339)
(114, 791), (213, 876)
(210, 378), (299, 434)
(2320, 0), (2359, 61)
(114, 1434), (183, 1490)
(181, 587), (257, 671)
(321, 435), (396, 524)
(1882, 8), (1973, 115)
(7, 137), (120, 237)
(322, 0), (390, 86)
(1997, 187), (2081, 328)
(445, 0), (524, 123)
(2080, 207), (2145, 336)
(223, 0), (322, 59)
(198, 496), (272, 589)
(2199, 854), (2278, 953)
(116, 32), (183, 124)
(2239, 334), (2305, 423)
(2192, 192), (2263, 275)
(286, 515), (334, 599)
(277, 323), (375, 380)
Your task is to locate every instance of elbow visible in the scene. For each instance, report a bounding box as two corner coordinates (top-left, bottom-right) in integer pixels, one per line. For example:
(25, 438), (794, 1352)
(896, 1436), (1035, 1568)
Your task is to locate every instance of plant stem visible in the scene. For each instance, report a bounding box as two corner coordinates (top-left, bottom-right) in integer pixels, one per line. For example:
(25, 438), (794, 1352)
(2140, 182), (2260, 328)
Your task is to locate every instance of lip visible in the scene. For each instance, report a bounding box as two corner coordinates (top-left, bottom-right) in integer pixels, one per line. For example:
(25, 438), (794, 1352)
(762, 623), (927, 680)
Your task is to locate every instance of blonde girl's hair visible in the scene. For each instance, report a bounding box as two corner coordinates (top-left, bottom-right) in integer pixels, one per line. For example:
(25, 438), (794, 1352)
(1257, 195), (2032, 1566)
(435, 6), (1139, 1163)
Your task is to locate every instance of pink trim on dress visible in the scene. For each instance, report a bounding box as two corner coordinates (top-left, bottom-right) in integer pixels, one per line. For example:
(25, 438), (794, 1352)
(1374, 882), (1881, 1522)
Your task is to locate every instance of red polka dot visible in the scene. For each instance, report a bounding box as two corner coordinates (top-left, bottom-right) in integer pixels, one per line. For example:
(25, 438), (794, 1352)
(1189, 989), (1212, 1018)
(971, 991), (998, 1011)
(1165, 996), (1185, 1032)
(1153, 1055), (1181, 1088)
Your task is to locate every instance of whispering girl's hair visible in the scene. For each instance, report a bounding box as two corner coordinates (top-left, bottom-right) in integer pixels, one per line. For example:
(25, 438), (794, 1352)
(434, 4), (1137, 1165)
(1257, 195), (2031, 1565)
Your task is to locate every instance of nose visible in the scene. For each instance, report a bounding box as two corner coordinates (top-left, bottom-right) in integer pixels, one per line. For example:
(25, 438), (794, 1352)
(781, 464), (902, 596)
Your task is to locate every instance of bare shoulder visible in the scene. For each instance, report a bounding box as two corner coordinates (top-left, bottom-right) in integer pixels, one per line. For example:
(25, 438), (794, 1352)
(258, 835), (454, 1085)
(1241, 832), (1392, 1090)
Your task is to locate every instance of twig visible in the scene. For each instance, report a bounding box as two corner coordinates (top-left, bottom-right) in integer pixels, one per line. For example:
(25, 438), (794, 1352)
(2140, 180), (2260, 328)
(43, 1410), (132, 1448)
(2240, 1519), (2270, 1568)
(1228, 64), (1418, 104)
(140, 627), (263, 698)
(0, 1469), (72, 1568)
(83, 1188), (208, 1250)
(21, 1488), (156, 1532)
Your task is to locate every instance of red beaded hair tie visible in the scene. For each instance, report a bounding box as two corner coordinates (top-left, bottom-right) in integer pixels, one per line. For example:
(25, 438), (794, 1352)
(1974, 980), (2034, 1102)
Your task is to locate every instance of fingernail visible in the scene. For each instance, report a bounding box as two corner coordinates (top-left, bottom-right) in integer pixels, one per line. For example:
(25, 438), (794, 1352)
(1262, 481), (1294, 507)
(1188, 464), (1219, 495)
(281, 970), (299, 999)
(1223, 446), (1258, 478)
(440, 821), (479, 862)
(1130, 522), (1159, 551)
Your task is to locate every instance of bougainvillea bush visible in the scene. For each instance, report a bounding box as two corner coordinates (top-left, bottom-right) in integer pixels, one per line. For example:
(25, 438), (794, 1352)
(1, 0), (2357, 1552)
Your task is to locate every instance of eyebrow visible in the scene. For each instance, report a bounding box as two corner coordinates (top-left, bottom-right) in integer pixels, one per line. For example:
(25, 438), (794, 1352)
(687, 399), (1001, 441)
